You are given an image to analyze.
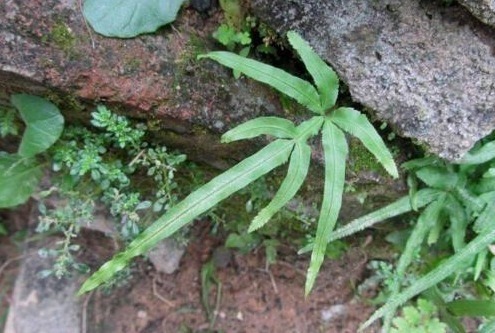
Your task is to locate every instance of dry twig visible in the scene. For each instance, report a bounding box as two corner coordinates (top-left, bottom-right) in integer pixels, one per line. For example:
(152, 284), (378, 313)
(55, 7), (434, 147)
(152, 276), (175, 307)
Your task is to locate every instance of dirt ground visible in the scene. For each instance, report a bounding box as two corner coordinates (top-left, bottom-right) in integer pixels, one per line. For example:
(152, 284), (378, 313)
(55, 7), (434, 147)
(81, 223), (379, 333)
(1, 207), (381, 333)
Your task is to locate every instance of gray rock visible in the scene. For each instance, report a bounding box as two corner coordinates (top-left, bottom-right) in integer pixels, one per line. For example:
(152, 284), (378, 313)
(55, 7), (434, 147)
(251, 0), (495, 161)
(321, 304), (346, 322)
(458, 0), (495, 27)
(148, 238), (186, 274)
(4, 247), (81, 333)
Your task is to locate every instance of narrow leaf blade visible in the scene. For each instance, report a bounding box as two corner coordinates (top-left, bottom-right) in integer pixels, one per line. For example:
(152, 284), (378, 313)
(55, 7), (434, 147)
(249, 141), (311, 232)
(330, 107), (398, 178)
(11, 94), (64, 158)
(298, 188), (441, 254)
(287, 31), (339, 110)
(294, 116), (324, 141)
(445, 195), (467, 251)
(381, 195), (446, 331)
(78, 139), (295, 294)
(360, 228), (495, 331)
(415, 166), (458, 190)
(199, 52), (323, 114)
(305, 121), (348, 295)
(221, 117), (297, 143)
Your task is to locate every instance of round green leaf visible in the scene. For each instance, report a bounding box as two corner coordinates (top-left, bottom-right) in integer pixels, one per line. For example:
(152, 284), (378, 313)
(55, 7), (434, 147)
(11, 94), (64, 158)
(0, 153), (43, 208)
(83, 0), (185, 38)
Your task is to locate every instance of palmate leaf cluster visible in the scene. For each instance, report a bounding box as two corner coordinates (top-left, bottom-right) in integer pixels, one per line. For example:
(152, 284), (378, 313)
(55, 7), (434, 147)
(78, 31), (397, 296)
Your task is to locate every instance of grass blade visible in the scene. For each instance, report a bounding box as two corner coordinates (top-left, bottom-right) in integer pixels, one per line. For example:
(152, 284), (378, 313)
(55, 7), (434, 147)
(221, 117), (297, 143)
(305, 121), (348, 295)
(360, 227), (495, 331)
(330, 107), (398, 178)
(298, 188), (442, 254)
(249, 141), (311, 232)
(287, 31), (339, 111)
(78, 139), (295, 294)
(199, 52), (323, 114)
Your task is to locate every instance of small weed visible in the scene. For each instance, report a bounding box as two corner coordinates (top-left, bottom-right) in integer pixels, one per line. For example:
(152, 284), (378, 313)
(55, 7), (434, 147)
(391, 299), (447, 333)
(0, 106), (20, 138)
(36, 105), (186, 277)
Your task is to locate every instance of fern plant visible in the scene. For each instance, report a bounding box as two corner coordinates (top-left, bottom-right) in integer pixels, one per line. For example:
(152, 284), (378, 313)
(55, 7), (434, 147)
(300, 136), (495, 331)
(78, 31), (398, 295)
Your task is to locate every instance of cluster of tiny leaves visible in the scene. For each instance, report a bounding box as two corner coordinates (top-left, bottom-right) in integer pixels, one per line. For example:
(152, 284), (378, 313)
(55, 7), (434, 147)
(38, 106), (185, 277)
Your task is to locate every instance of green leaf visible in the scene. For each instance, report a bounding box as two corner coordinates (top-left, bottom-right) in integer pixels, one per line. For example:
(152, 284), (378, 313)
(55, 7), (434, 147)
(78, 139), (294, 294)
(221, 117), (297, 143)
(422, 287), (466, 333)
(0, 223), (6, 236)
(407, 174), (419, 211)
(0, 153), (43, 208)
(225, 233), (259, 253)
(305, 121), (347, 295)
(445, 195), (467, 251)
(248, 141), (311, 232)
(199, 51), (323, 114)
(329, 107), (398, 178)
(298, 188), (442, 254)
(402, 156), (442, 171)
(415, 166), (459, 190)
(474, 192), (495, 233)
(460, 140), (495, 165)
(474, 249), (488, 281)
(83, 0), (185, 38)
(294, 116), (324, 141)
(447, 299), (495, 317)
(287, 31), (339, 111)
(360, 227), (495, 331)
(11, 94), (64, 158)
(382, 195), (446, 331)
(213, 24), (236, 47)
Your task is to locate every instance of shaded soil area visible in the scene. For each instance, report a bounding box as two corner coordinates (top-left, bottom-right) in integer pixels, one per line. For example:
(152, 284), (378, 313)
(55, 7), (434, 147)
(1, 207), (381, 333)
(79, 223), (379, 333)
(0, 207), (30, 331)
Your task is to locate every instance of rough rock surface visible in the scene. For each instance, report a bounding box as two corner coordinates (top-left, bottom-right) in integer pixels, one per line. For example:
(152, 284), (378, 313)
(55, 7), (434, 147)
(4, 244), (81, 333)
(0, 0), (285, 169)
(458, 0), (495, 27)
(148, 238), (186, 274)
(251, 0), (495, 160)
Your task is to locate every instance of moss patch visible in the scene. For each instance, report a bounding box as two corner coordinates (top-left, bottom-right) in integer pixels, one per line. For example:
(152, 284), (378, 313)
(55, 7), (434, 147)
(348, 137), (384, 175)
(46, 21), (77, 56)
